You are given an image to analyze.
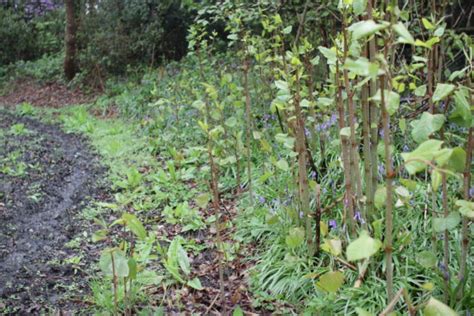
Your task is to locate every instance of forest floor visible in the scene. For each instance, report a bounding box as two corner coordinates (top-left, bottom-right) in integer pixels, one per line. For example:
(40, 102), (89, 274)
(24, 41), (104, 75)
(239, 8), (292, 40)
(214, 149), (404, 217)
(0, 110), (107, 313)
(0, 101), (266, 314)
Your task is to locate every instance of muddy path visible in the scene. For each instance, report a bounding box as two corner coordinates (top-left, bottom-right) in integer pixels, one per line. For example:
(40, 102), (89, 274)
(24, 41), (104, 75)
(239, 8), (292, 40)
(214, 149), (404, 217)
(0, 111), (105, 314)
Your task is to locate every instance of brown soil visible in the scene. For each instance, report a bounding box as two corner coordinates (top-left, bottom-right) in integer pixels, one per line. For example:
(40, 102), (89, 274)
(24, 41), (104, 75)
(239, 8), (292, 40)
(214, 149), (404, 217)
(0, 79), (96, 108)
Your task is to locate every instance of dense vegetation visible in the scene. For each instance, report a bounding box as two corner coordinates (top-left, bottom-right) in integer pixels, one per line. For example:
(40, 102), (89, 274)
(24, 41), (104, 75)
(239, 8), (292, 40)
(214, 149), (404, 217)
(0, 0), (473, 314)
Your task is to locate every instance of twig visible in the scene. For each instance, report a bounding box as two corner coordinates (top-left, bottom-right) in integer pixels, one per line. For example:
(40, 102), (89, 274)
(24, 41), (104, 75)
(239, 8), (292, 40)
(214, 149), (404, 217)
(354, 259), (370, 288)
(379, 288), (404, 316)
(205, 292), (220, 315)
(336, 257), (357, 271)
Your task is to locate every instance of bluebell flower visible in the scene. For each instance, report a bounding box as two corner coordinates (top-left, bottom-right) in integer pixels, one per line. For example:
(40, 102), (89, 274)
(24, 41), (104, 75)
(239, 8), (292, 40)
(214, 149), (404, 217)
(379, 129), (384, 138)
(403, 144), (410, 152)
(329, 219), (337, 229)
(378, 164), (385, 176)
(354, 211), (365, 224)
(258, 195), (266, 204)
(438, 262), (450, 280)
(469, 187), (474, 198)
(309, 171), (317, 179)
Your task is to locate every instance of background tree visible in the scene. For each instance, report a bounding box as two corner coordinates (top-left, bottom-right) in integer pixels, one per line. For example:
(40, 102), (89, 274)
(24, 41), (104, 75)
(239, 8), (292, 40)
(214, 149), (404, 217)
(64, 0), (77, 81)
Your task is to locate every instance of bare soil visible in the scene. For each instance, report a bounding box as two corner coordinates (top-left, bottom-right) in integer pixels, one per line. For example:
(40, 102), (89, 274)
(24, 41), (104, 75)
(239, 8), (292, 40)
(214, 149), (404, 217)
(0, 111), (105, 314)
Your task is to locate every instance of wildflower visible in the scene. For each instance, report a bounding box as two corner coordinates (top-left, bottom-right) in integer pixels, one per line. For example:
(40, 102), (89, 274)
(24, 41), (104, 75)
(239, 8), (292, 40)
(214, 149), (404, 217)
(469, 187), (474, 198)
(438, 262), (450, 281)
(379, 129), (384, 138)
(309, 171), (317, 179)
(378, 164), (385, 176)
(304, 127), (310, 137)
(354, 211), (365, 224)
(299, 211), (304, 219)
(402, 144), (410, 152)
(329, 219), (337, 230)
(258, 195), (266, 204)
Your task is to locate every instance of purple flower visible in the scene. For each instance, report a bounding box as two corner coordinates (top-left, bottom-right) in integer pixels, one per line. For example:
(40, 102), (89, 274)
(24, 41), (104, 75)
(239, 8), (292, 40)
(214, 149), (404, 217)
(379, 129), (384, 138)
(403, 144), (410, 152)
(299, 211), (304, 219)
(469, 187), (474, 198)
(309, 171), (317, 179)
(329, 219), (337, 229)
(439, 101), (446, 111)
(258, 196), (266, 204)
(304, 127), (310, 137)
(378, 164), (385, 176)
(438, 262), (450, 280)
(354, 211), (365, 224)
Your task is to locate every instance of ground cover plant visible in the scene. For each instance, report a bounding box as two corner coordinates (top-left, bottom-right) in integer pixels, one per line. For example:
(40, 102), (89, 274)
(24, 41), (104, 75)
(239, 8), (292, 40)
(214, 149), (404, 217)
(0, 0), (473, 315)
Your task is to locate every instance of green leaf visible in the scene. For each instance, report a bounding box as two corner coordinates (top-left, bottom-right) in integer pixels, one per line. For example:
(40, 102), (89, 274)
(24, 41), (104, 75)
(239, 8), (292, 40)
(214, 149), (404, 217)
(344, 57), (379, 78)
(422, 18), (435, 30)
(225, 117), (237, 128)
(187, 277), (203, 290)
(340, 127), (351, 137)
(432, 83), (455, 103)
(136, 270), (163, 285)
(286, 227), (305, 249)
(195, 193), (211, 209)
(122, 213), (147, 240)
(393, 22), (415, 44)
(424, 297), (457, 316)
(372, 89), (400, 115)
(282, 25), (292, 34)
(399, 118), (406, 133)
(355, 308), (375, 316)
(352, 0), (367, 15)
(321, 239), (342, 256)
(128, 257), (137, 280)
(227, 33), (238, 41)
(415, 37), (440, 49)
(416, 250), (437, 268)
(177, 243), (191, 276)
(400, 179), (418, 191)
(318, 46), (337, 65)
(456, 200), (474, 218)
(395, 186), (410, 198)
(165, 238), (187, 282)
(445, 147), (466, 173)
(316, 271), (345, 293)
(431, 170), (442, 192)
(92, 229), (108, 242)
(410, 112), (445, 143)
(318, 97), (333, 107)
(433, 212), (461, 232)
(449, 88), (472, 127)
(414, 84), (427, 97)
(232, 306), (244, 316)
(348, 20), (388, 40)
(275, 80), (289, 92)
(276, 158), (289, 171)
(401, 139), (443, 174)
(347, 231), (382, 261)
(100, 249), (129, 277)
(374, 186), (387, 210)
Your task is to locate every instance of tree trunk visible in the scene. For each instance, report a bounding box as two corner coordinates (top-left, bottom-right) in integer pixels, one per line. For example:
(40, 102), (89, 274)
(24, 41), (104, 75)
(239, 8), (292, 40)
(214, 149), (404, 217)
(64, 0), (78, 81)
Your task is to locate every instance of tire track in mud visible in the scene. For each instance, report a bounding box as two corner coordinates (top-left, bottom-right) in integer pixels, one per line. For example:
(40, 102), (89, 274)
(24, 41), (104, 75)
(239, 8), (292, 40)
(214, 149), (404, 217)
(0, 111), (105, 313)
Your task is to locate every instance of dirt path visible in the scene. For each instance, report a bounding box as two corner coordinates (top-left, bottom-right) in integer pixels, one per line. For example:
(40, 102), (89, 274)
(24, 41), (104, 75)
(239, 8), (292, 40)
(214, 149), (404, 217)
(0, 111), (104, 313)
